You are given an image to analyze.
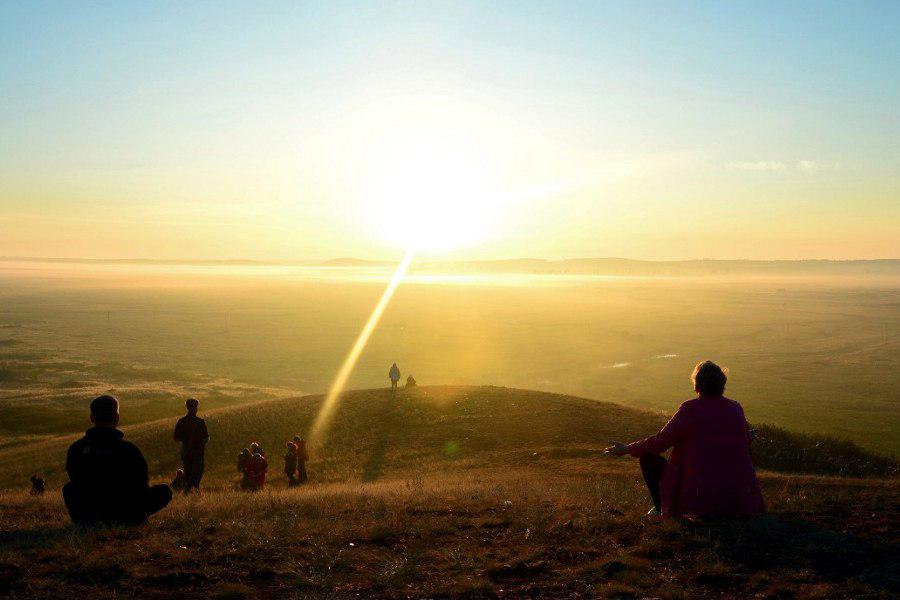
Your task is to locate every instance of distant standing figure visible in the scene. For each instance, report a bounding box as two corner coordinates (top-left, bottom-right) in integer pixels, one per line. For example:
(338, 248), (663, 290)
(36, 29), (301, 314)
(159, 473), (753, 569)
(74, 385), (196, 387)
(389, 363), (401, 390)
(606, 361), (765, 518)
(30, 475), (45, 496)
(406, 375), (416, 388)
(284, 442), (298, 487)
(293, 434), (309, 483)
(173, 398), (209, 494)
(63, 395), (172, 525)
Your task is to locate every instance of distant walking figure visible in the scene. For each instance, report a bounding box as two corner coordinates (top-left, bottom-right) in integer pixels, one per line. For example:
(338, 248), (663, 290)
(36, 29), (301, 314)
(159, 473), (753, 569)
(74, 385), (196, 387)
(63, 395), (172, 525)
(173, 398), (209, 494)
(389, 363), (401, 390)
(606, 361), (765, 518)
(293, 434), (309, 483)
(284, 442), (298, 487)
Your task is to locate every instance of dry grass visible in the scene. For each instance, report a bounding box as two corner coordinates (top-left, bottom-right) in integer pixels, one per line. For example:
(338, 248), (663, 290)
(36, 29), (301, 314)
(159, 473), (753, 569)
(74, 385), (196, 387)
(1, 386), (897, 598)
(1, 459), (897, 599)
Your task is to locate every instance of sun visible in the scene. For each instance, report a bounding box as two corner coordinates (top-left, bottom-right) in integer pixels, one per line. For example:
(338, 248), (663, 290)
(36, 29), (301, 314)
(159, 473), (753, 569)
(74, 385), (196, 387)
(363, 129), (499, 252)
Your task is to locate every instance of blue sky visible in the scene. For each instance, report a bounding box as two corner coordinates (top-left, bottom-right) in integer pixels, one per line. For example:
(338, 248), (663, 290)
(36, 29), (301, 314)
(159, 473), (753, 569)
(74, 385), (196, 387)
(1, 1), (898, 259)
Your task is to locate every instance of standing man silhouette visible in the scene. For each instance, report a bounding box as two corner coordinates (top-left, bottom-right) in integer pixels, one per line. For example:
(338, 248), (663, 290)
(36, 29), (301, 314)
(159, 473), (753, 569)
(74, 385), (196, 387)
(389, 362), (401, 391)
(173, 398), (209, 494)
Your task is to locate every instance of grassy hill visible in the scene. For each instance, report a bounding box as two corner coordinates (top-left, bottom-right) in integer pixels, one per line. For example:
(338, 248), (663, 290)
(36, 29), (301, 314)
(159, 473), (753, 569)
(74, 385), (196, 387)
(1, 386), (894, 490)
(0, 386), (670, 489)
(0, 386), (897, 598)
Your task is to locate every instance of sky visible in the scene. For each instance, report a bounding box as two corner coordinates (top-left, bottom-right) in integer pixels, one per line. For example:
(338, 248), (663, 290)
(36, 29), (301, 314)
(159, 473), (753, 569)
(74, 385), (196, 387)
(1, 1), (898, 261)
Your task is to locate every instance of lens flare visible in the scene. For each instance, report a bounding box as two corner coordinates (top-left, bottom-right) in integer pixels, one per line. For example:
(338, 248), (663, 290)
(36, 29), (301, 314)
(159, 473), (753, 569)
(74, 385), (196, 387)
(308, 249), (416, 449)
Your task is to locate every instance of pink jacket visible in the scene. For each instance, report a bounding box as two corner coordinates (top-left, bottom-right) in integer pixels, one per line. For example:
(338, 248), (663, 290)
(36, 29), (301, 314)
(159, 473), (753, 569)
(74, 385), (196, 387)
(628, 395), (765, 518)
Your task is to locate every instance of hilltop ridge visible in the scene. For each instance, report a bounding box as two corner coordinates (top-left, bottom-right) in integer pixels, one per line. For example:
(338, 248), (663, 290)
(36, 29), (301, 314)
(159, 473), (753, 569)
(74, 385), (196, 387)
(1, 386), (894, 491)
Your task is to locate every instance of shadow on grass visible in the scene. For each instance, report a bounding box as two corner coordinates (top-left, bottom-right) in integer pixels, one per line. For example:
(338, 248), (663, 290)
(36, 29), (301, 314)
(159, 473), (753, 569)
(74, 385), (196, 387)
(688, 514), (900, 594)
(0, 525), (76, 551)
(361, 390), (398, 483)
(0, 521), (147, 552)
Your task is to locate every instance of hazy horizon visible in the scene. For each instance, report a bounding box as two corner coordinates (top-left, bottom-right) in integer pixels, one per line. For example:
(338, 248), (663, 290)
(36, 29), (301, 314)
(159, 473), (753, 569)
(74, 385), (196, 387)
(2, 255), (900, 265)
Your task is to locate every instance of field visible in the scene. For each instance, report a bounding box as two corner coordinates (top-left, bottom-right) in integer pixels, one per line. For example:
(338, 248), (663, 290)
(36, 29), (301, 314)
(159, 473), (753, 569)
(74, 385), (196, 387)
(1, 386), (898, 599)
(0, 261), (898, 598)
(0, 260), (898, 456)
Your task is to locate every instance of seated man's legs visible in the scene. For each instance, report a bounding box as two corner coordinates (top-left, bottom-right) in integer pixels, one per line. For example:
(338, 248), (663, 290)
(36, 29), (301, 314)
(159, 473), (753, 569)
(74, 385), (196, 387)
(62, 482), (96, 524)
(63, 482), (171, 525)
(638, 454), (668, 512)
(144, 484), (173, 517)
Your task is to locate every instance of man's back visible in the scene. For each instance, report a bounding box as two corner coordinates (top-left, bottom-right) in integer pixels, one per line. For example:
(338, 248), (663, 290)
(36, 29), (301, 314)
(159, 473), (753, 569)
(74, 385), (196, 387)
(174, 414), (208, 454)
(66, 427), (150, 523)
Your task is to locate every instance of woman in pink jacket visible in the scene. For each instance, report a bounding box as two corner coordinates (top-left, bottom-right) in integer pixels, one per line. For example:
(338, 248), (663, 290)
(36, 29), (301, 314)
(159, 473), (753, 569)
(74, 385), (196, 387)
(606, 361), (765, 518)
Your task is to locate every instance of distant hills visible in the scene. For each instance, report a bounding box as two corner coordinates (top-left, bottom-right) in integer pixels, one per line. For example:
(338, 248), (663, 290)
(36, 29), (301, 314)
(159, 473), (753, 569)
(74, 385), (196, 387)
(412, 258), (900, 276)
(3, 256), (899, 277)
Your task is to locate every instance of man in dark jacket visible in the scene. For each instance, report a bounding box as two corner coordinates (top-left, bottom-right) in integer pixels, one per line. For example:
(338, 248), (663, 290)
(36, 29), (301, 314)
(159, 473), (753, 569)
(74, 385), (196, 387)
(173, 398), (209, 493)
(63, 395), (172, 525)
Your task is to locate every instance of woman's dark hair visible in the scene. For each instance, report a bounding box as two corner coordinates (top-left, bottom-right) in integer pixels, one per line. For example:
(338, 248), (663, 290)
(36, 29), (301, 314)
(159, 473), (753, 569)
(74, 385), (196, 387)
(692, 360), (727, 396)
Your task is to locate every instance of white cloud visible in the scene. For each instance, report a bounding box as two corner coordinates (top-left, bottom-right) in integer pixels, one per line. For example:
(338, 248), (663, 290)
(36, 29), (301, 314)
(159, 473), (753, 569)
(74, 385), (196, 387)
(727, 160), (786, 172)
(798, 160), (821, 174)
(726, 160), (825, 174)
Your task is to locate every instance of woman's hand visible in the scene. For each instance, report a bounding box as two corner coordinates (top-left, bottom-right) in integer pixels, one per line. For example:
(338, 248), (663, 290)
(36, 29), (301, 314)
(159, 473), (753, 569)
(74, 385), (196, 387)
(604, 441), (629, 456)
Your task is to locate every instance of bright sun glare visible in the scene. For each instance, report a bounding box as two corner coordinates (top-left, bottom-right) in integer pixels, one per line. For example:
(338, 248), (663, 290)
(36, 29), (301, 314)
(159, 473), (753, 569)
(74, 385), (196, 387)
(311, 125), (502, 448)
(365, 130), (498, 251)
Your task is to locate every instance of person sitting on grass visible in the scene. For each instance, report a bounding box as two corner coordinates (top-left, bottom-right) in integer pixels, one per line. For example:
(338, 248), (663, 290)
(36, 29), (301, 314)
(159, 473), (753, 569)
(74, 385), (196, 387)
(284, 442), (298, 487)
(245, 449), (268, 491)
(237, 447), (251, 489)
(605, 361), (765, 519)
(293, 434), (309, 483)
(406, 375), (417, 388)
(63, 395), (172, 525)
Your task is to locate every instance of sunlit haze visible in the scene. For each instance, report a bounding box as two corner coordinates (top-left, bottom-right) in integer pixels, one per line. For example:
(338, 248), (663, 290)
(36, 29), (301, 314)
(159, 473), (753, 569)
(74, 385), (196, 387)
(1, 2), (898, 260)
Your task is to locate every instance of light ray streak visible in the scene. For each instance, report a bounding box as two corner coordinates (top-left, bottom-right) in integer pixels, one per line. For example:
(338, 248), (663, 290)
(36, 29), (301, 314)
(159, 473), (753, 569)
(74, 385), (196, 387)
(309, 249), (416, 449)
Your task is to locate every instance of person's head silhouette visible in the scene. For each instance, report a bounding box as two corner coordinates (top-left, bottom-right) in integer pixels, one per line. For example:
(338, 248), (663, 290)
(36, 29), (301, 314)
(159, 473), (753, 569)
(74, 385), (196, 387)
(90, 395), (119, 428)
(691, 360), (728, 396)
(185, 398), (199, 415)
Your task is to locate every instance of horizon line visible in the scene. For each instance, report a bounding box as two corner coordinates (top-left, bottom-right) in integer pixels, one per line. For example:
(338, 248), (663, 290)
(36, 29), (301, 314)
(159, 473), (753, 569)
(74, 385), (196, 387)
(1, 256), (899, 266)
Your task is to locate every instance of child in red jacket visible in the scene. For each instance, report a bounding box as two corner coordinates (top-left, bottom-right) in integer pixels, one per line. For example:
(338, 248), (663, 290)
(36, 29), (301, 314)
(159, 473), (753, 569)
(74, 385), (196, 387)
(245, 450), (268, 490)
